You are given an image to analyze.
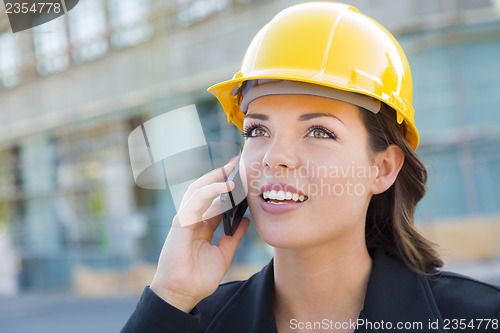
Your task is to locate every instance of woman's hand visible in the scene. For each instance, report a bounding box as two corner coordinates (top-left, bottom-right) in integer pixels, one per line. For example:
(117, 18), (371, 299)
(149, 157), (250, 313)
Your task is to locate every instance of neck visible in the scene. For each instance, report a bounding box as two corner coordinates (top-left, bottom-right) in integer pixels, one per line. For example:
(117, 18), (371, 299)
(273, 236), (372, 330)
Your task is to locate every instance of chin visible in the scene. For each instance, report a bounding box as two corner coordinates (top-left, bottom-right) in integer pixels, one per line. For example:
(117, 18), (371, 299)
(258, 229), (306, 249)
(253, 214), (361, 252)
(252, 216), (318, 249)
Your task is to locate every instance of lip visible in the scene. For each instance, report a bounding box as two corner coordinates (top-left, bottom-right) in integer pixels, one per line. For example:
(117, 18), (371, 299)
(258, 182), (308, 214)
(259, 182), (307, 197)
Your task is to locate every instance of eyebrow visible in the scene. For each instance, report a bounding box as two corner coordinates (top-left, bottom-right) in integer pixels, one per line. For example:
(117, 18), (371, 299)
(298, 112), (344, 124)
(244, 112), (344, 124)
(244, 113), (268, 121)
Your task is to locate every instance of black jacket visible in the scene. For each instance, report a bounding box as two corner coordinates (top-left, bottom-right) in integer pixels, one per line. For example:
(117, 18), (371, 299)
(122, 249), (500, 332)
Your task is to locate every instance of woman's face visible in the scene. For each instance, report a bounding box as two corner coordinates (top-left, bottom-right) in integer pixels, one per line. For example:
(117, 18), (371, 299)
(241, 94), (379, 248)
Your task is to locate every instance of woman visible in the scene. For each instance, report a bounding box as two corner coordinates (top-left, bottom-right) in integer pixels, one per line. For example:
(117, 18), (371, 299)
(122, 2), (499, 332)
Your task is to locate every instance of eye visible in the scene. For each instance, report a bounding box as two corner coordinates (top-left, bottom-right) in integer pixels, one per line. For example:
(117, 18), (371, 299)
(307, 125), (337, 140)
(243, 122), (269, 138)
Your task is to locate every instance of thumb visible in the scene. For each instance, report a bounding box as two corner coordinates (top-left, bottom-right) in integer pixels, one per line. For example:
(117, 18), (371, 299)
(216, 217), (251, 264)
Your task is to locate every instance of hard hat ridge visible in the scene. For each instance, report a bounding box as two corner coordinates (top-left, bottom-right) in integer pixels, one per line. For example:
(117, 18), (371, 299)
(239, 79), (382, 114)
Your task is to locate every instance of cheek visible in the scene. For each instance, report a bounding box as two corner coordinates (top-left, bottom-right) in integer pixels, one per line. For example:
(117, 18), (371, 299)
(307, 156), (376, 200)
(241, 147), (263, 195)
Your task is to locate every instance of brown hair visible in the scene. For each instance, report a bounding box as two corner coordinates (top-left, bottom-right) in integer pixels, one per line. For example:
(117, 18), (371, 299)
(360, 105), (443, 274)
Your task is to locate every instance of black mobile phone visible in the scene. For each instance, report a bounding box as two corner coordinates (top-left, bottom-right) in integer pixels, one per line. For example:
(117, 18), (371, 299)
(221, 160), (248, 236)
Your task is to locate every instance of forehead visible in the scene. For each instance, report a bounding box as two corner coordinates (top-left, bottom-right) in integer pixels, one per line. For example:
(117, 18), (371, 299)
(245, 94), (362, 121)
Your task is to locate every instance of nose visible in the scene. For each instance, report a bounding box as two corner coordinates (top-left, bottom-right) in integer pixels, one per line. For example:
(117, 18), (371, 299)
(262, 138), (299, 170)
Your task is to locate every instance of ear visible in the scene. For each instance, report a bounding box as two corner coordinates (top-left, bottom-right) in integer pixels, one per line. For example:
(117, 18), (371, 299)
(370, 144), (404, 195)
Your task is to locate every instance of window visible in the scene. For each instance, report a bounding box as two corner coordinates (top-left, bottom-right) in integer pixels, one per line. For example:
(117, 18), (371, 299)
(68, 0), (108, 63)
(0, 33), (21, 88)
(108, 0), (153, 48)
(55, 123), (132, 252)
(0, 146), (25, 247)
(176, 0), (229, 26)
(0, 148), (13, 193)
(33, 17), (70, 75)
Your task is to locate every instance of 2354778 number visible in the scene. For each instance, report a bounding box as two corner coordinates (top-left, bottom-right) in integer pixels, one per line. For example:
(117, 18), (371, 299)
(5, 2), (62, 14)
(443, 318), (499, 330)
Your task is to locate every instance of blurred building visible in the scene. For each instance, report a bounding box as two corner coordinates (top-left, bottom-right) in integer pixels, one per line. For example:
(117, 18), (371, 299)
(0, 0), (499, 294)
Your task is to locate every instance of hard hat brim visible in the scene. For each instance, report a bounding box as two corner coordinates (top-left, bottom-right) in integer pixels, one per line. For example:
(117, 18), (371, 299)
(208, 74), (419, 150)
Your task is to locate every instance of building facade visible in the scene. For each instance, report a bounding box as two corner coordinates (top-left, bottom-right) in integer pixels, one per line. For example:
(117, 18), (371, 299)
(0, 0), (499, 293)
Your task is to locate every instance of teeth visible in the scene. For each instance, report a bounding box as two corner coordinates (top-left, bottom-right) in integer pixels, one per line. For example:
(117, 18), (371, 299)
(262, 190), (307, 202)
(276, 190), (285, 200)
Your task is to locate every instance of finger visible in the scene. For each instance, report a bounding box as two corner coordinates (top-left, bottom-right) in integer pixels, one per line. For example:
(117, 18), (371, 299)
(172, 215), (181, 228)
(170, 215), (205, 232)
(201, 197), (224, 231)
(216, 217), (250, 265)
(179, 157), (239, 210)
(188, 156), (237, 193)
(177, 181), (234, 227)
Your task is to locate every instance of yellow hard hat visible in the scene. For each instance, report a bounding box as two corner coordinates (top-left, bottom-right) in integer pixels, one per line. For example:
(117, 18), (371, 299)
(208, 1), (419, 150)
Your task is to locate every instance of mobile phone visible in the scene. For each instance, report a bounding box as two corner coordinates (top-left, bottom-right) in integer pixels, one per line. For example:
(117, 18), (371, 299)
(220, 160), (248, 236)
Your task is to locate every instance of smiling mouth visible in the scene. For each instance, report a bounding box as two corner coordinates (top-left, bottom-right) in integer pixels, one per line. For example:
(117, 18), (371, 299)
(261, 190), (308, 203)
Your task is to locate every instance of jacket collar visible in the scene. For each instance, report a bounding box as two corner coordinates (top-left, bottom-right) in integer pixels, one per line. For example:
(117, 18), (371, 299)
(210, 248), (446, 333)
(206, 259), (277, 333)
